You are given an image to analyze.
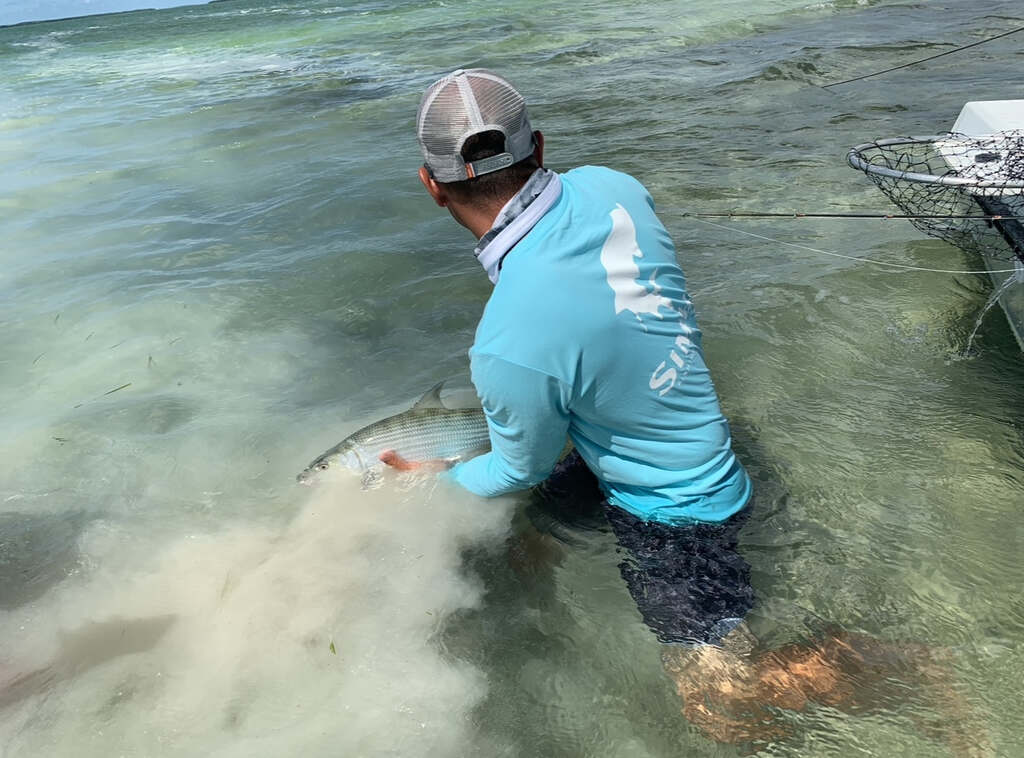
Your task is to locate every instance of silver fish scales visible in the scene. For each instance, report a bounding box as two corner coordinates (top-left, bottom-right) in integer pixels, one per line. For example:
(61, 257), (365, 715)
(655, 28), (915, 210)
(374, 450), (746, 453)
(341, 407), (489, 466)
(297, 383), (490, 485)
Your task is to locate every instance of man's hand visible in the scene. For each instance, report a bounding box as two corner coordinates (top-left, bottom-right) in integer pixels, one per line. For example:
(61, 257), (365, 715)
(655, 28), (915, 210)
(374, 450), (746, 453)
(378, 450), (453, 472)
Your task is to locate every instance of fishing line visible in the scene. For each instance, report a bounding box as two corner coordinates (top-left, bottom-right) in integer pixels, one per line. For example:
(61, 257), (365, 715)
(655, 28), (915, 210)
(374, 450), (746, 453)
(822, 24), (1024, 88)
(689, 217), (1022, 274)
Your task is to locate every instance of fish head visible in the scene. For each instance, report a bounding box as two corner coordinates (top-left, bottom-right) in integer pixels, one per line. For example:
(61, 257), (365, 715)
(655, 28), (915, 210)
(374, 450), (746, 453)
(296, 445), (364, 485)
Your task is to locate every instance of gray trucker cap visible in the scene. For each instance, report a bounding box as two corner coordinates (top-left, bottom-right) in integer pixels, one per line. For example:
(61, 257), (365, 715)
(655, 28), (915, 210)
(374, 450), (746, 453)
(416, 68), (536, 182)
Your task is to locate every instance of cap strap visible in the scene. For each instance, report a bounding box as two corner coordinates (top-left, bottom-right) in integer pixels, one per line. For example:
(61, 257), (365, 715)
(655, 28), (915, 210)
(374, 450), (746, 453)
(466, 152), (515, 179)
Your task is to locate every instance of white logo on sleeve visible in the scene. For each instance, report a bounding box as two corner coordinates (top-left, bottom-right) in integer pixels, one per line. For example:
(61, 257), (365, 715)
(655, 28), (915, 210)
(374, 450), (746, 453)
(599, 204), (697, 397)
(600, 204), (673, 321)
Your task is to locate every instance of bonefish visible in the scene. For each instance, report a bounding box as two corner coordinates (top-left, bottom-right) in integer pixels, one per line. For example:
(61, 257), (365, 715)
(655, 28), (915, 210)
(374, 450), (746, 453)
(297, 382), (490, 486)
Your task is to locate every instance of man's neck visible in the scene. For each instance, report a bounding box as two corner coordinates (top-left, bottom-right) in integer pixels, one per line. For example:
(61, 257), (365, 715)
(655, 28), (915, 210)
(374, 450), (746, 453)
(471, 169), (561, 285)
(453, 190), (524, 240)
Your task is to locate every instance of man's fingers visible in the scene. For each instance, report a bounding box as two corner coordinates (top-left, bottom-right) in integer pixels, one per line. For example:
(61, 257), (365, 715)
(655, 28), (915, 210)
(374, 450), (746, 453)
(379, 450), (453, 472)
(379, 450), (418, 470)
(378, 450), (421, 467)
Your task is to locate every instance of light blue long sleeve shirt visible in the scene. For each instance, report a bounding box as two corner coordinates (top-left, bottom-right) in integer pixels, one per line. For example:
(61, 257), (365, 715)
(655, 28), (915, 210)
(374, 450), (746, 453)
(450, 166), (751, 524)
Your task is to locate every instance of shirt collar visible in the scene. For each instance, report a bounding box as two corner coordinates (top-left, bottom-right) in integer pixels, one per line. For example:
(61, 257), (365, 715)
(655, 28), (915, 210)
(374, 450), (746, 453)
(474, 168), (562, 284)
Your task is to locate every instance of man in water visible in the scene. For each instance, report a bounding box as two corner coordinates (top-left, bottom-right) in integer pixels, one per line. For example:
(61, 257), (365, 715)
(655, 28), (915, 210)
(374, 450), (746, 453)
(397, 68), (989, 749)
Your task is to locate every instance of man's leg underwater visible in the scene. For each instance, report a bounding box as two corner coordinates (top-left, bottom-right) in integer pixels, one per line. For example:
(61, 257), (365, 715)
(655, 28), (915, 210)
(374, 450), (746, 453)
(660, 621), (862, 743)
(518, 455), (992, 752)
(606, 497), (992, 752)
(602, 498), (787, 741)
(661, 623), (797, 743)
(526, 454), (784, 741)
(663, 623), (993, 753)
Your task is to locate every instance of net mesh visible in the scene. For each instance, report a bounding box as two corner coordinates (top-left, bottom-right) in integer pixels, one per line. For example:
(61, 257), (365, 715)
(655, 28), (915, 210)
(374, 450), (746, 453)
(849, 131), (1024, 262)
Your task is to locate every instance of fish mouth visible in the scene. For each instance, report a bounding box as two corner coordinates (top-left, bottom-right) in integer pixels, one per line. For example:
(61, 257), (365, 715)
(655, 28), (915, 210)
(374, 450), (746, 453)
(296, 471), (313, 485)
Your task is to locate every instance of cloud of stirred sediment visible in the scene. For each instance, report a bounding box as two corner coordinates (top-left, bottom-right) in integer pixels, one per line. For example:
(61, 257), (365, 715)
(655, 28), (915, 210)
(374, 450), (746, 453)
(0, 478), (512, 757)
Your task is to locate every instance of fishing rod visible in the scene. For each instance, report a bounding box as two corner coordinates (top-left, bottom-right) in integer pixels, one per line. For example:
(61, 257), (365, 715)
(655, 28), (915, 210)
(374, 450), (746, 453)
(688, 216), (1024, 274)
(684, 212), (1024, 220)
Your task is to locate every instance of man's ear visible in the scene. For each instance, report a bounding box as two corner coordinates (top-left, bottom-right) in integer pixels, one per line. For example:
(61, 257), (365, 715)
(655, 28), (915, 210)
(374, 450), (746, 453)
(419, 165), (448, 207)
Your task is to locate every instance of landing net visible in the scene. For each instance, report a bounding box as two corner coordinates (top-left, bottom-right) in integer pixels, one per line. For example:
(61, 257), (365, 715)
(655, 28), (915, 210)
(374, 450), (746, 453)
(847, 131), (1024, 262)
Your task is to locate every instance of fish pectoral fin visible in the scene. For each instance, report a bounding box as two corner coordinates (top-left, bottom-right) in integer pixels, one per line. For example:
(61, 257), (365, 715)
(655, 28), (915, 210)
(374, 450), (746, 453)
(412, 380), (447, 410)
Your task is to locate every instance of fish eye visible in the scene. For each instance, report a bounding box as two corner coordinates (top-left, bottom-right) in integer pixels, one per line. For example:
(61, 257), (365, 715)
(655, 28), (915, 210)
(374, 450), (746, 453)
(317, 462), (329, 471)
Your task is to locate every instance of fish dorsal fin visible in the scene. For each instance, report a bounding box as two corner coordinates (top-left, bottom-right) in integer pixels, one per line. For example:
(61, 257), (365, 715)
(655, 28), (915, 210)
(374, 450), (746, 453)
(412, 381), (446, 410)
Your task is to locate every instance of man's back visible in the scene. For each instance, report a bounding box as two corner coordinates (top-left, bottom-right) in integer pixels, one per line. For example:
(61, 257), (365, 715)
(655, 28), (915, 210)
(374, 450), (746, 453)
(457, 165), (751, 523)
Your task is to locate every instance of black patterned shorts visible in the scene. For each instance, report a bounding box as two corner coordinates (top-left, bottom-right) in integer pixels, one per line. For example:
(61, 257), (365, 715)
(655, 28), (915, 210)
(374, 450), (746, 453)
(535, 452), (754, 646)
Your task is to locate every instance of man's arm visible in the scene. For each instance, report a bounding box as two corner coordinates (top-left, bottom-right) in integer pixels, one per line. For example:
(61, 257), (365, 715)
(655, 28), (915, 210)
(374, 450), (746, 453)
(449, 353), (570, 497)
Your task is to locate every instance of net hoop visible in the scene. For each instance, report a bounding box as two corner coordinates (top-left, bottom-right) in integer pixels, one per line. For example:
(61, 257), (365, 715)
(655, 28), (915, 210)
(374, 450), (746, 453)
(847, 136), (1024, 189)
(846, 132), (1024, 262)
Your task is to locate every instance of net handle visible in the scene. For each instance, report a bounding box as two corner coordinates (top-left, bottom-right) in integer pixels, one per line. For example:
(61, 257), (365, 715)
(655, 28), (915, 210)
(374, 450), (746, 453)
(847, 135), (1024, 189)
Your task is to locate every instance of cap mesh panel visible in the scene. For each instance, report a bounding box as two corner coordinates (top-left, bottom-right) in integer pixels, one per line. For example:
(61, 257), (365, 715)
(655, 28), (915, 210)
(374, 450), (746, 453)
(417, 69), (534, 181)
(419, 80), (472, 156)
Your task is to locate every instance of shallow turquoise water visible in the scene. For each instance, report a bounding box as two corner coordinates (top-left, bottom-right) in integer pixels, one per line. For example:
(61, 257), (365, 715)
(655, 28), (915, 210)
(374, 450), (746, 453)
(1, 1), (1023, 755)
